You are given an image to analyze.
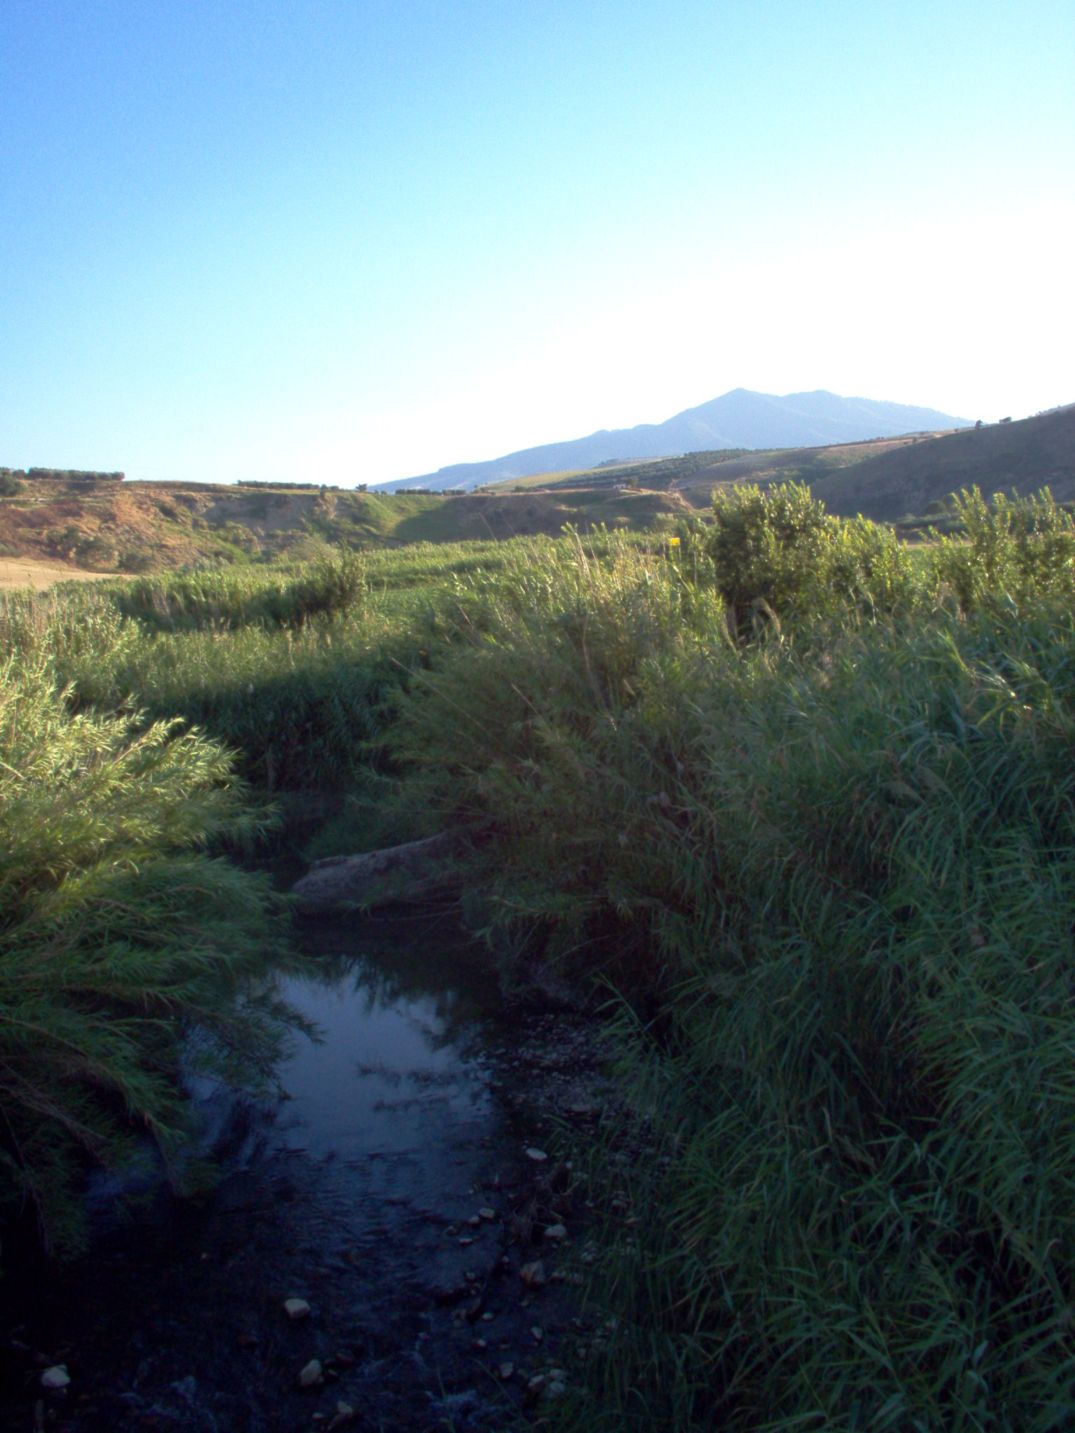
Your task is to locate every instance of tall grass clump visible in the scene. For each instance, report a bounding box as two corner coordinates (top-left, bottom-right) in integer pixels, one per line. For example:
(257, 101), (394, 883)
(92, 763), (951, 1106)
(0, 656), (293, 1256)
(374, 503), (1075, 1428)
(0, 582), (139, 671)
(554, 605), (1075, 1429)
(112, 550), (367, 631)
(67, 618), (407, 790)
(2, 575), (415, 791)
(382, 531), (730, 972)
(934, 486), (1075, 611)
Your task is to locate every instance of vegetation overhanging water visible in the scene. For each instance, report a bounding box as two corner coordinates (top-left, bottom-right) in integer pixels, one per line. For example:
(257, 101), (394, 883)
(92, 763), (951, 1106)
(3, 483), (1075, 1428)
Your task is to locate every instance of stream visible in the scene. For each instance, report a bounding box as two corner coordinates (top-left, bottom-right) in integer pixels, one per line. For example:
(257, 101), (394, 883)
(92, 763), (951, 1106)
(1, 909), (610, 1432)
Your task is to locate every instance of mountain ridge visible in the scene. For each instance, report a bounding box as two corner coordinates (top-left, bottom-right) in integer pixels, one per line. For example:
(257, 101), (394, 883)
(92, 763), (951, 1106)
(381, 388), (970, 491)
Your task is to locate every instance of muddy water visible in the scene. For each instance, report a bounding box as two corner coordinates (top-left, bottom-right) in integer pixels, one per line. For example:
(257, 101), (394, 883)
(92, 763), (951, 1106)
(2, 911), (603, 1432)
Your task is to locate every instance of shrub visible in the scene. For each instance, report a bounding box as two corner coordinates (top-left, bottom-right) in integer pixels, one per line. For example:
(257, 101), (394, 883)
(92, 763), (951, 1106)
(707, 482), (831, 626)
(933, 486), (1075, 610)
(0, 657), (292, 1255)
(706, 482), (919, 630)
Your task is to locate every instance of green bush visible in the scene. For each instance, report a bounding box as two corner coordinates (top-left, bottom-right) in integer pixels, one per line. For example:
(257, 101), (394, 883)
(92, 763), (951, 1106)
(707, 482), (832, 626)
(706, 482), (920, 631)
(934, 486), (1075, 610)
(0, 657), (293, 1255)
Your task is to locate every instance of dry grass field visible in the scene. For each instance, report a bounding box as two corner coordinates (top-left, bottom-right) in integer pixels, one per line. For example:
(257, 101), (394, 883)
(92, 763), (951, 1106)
(0, 556), (124, 590)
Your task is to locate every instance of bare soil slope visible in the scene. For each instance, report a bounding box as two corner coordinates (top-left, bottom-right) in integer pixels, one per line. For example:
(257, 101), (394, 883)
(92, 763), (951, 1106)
(0, 474), (691, 572)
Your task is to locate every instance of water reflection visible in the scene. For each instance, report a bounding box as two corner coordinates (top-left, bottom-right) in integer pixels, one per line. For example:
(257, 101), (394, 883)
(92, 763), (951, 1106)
(273, 910), (499, 1161)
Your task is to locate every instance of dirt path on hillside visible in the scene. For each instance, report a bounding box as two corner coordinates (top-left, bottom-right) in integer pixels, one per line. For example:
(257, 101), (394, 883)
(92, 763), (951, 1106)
(0, 558), (125, 591)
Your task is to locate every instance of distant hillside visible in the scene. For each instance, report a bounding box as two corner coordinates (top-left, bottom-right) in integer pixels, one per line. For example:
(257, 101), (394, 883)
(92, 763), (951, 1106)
(382, 388), (969, 492)
(814, 406), (1075, 521)
(0, 471), (691, 574)
(4, 403), (1067, 579)
(487, 436), (927, 506)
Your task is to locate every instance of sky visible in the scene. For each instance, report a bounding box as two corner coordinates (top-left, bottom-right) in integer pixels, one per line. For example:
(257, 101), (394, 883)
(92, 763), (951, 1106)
(1, 0), (1072, 487)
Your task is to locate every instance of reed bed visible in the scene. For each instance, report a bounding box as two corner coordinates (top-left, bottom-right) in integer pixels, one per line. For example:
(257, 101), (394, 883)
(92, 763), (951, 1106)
(374, 492), (1075, 1428)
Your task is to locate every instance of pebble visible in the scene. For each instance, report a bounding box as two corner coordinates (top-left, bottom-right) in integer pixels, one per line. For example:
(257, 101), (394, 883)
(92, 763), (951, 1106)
(531, 1326), (544, 1343)
(499, 1361), (515, 1380)
(478, 1207), (496, 1221)
(283, 1297), (311, 1321)
(519, 1260), (547, 1288)
(40, 1365), (70, 1391)
(544, 1223), (568, 1242)
(525, 1147), (548, 1163)
(298, 1358), (324, 1388)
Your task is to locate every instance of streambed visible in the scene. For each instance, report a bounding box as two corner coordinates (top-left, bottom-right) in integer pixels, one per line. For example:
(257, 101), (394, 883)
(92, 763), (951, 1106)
(2, 911), (610, 1432)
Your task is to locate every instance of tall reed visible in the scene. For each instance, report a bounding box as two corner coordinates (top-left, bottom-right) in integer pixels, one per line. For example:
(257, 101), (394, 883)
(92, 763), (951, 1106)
(376, 514), (1075, 1427)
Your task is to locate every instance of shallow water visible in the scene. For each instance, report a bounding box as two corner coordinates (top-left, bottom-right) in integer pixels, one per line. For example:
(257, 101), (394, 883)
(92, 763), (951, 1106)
(2, 910), (592, 1432)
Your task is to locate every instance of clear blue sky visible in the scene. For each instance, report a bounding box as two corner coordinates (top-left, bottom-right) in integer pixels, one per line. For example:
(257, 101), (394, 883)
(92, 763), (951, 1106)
(2, 0), (1072, 485)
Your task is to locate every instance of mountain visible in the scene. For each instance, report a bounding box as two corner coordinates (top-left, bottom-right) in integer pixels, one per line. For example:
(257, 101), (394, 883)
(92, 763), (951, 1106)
(380, 389), (970, 492)
(815, 404), (1075, 521)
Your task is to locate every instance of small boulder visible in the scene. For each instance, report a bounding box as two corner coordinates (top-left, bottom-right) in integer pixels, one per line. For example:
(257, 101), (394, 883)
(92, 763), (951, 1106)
(298, 1358), (324, 1388)
(519, 1260), (547, 1288)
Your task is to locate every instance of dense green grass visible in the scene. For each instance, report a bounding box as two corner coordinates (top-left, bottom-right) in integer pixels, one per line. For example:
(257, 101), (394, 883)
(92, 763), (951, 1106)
(550, 607), (1075, 1428)
(5, 487), (1075, 1428)
(369, 490), (1075, 1428)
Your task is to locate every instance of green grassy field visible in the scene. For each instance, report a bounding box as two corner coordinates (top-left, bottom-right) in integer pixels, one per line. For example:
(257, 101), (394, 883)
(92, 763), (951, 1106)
(4, 487), (1075, 1426)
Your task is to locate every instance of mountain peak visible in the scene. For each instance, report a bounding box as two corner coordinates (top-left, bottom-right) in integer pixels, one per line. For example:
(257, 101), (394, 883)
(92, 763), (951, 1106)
(379, 389), (969, 492)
